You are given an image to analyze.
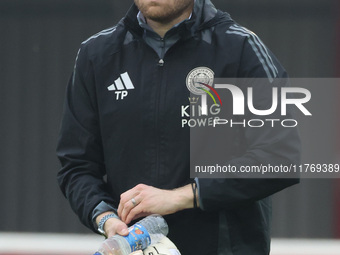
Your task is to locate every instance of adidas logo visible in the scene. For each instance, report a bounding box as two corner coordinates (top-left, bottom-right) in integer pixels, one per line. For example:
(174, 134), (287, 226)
(107, 72), (134, 100)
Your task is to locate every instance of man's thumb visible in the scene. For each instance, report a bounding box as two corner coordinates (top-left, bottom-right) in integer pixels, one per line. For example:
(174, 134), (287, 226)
(116, 221), (129, 236)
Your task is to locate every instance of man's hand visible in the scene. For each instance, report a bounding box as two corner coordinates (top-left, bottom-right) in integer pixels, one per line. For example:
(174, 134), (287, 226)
(96, 212), (129, 238)
(117, 184), (195, 224)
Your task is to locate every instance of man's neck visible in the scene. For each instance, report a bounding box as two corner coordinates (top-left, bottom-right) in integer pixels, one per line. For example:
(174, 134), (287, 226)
(146, 4), (194, 38)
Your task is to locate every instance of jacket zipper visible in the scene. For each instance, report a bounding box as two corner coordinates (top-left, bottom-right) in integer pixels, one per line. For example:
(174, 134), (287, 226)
(158, 59), (164, 66)
(154, 38), (167, 184)
(155, 56), (165, 185)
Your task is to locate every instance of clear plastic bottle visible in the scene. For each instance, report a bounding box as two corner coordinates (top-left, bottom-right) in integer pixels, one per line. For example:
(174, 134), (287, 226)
(94, 214), (169, 255)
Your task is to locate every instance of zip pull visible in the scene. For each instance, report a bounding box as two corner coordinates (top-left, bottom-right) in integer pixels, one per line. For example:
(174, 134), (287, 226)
(158, 59), (164, 66)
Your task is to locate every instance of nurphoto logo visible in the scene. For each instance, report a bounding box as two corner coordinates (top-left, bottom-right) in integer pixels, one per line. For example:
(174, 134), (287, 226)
(182, 67), (312, 128)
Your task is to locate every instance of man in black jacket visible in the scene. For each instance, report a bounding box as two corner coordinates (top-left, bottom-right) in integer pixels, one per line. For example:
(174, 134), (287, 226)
(57, 0), (300, 254)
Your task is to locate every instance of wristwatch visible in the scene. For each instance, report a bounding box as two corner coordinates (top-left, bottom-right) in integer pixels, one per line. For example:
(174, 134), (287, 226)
(97, 213), (120, 235)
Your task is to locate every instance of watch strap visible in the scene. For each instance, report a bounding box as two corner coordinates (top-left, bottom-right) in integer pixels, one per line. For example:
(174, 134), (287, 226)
(92, 201), (118, 229)
(97, 213), (119, 235)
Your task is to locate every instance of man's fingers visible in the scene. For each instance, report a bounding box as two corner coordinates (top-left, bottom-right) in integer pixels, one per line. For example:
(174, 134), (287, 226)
(120, 198), (136, 222)
(117, 203), (122, 218)
(118, 185), (145, 216)
(118, 193), (133, 217)
(125, 206), (139, 224)
(125, 208), (149, 225)
(117, 191), (133, 216)
(115, 221), (129, 236)
(104, 218), (129, 238)
(124, 194), (145, 223)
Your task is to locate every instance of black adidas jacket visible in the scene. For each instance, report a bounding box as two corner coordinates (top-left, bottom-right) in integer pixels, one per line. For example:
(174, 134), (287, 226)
(57, 1), (300, 254)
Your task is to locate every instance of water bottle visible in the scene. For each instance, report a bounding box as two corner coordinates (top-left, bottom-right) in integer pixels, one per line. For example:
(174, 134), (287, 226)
(94, 214), (168, 255)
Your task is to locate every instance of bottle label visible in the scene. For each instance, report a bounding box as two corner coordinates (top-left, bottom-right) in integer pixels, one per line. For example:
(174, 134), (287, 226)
(124, 223), (151, 252)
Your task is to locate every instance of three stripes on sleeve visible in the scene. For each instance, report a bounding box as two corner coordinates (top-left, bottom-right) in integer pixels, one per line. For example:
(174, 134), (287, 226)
(226, 24), (279, 82)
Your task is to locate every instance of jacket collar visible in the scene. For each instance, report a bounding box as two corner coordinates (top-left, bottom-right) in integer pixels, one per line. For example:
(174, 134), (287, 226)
(124, 0), (219, 36)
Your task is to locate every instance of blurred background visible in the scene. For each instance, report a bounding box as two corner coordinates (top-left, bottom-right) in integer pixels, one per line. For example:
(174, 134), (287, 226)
(0, 0), (339, 253)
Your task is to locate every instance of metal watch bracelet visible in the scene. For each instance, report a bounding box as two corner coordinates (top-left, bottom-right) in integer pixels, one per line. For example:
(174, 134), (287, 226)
(97, 213), (119, 235)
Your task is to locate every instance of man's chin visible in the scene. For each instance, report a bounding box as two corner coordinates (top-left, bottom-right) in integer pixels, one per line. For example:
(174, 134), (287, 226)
(143, 10), (174, 23)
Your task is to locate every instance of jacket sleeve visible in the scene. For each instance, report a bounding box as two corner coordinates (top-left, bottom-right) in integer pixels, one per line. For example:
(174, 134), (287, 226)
(56, 45), (115, 231)
(197, 34), (301, 211)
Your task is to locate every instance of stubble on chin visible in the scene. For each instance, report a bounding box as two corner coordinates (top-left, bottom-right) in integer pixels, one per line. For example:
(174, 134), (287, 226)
(135, 0), (193, 24)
